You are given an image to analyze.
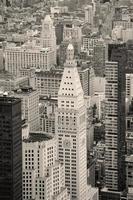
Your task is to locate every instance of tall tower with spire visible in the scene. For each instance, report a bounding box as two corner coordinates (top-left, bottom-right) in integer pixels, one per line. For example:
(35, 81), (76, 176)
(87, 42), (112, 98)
(41, 15), (56, 65)
(56, 44), (88, 200)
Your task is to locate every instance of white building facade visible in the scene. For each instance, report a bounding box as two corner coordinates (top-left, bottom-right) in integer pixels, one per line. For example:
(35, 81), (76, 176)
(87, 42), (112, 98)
(5, 44), (55, 77)
(23, 132), (70, 200)
(56, 44), (98, 200)
(41, 15), (56, 65)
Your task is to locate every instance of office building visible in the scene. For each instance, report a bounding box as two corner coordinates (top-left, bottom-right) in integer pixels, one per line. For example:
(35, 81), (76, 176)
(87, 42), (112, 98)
(35, 69), (62, 98)
(55, 21), (64, 45)
(0, 70), (29, 92)
(41, 15), (56, 65)
(23, 132), (70, 200)
(105, 43), (126, 192)
(0, 97), (22, 200)
(13, 87), (39, 131)
(58, 40), (70, 67)
(126, 155), (133, 188)
(0, 49), (4, 70)
(39, 97), (57, 133)
(85, 5), (94, 25)
(105, 61), (126, 191)
(56, 43), (90, 199)
(82, 36), (98, 56)
(35, 66), (93, 98)
(63, 24), (82, 43)
(113, 20), (133, 30)
(93, 39), (106, 77)
(126, 74), (133, 97)
(127, 188), (133, 200)
(78, 65), (95, 96)
(100, 189), (122, 200)
(5, 42), (55, 77)
(58, 40), (81, 67)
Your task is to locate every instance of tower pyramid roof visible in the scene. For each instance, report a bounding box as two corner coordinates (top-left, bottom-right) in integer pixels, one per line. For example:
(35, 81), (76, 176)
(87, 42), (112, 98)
(43, 15), (53, 24)
(67, 43), (74, 51)
(58, 44), (84, 109)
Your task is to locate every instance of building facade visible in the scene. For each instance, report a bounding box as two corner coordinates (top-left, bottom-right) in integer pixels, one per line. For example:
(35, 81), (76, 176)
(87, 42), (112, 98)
(13, 87), (40, 131)
(56, 44), (88, 199)
(5, 43), (55, 77)
(41, 15), (56, 65)
(35, 69), (62, 98)
(23, 132), (70, 200)
(105, 43), (126, 192)
(93, 39), (106, 77)
(0, 97), (22, 200)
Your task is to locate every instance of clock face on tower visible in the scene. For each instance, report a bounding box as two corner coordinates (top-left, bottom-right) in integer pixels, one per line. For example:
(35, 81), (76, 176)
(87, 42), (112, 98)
(63, 139), (71, 148)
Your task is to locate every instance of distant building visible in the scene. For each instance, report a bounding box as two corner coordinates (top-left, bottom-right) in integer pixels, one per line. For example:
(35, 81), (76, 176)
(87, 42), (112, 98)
(5, 43), (56, 76)
(41, 15), (56, 65)
(35, 66), (94, 98)
(126, 74), (133, 97)
(113, 20), (133, 29)
(39, 97), (57, 134)
(63, 23), (82, 42)
(85, 5), (94, 25)
(23, 132), (70, 200)
(13, 87), (40, 131)
(55, 21), (64, 45)
(5, 15), (57, 77)
(58, 40), (69, 67)
(100, 189), (122, 200)
(0, 97), (22, 200)
(126, 155), (133, 188)
(82, 36), (99, 56)
(79, 65), (95, 96)
(35, 69), (62, 98)
(0, 49), (4, 70)
(58, 40), (81, 66)
(0, 70), (29, 92)
(50, 6), (68, 18)
(93, 39), (106, 77)
(127, 188), (133, 200)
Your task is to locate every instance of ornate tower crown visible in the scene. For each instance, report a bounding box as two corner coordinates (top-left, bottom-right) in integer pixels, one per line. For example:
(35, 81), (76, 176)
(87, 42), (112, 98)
(65, 43), (77, 67)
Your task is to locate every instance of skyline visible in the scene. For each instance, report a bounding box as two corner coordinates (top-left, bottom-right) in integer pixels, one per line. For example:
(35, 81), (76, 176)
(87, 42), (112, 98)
(0, 0), (133, 200)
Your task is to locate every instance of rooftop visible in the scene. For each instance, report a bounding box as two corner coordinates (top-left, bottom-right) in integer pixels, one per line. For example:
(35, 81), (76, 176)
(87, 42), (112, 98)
(13, 87), (37, 95)
(23, 132), (53, 143)
(0, 70), (28, 81)
(0, 96), (21, 104)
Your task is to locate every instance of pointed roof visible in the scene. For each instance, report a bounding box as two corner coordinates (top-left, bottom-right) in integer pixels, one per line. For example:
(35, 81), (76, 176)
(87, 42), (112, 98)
(58, 44), (84, 109)
(43, 15), (53, 24)
(67, 43), (74, 51)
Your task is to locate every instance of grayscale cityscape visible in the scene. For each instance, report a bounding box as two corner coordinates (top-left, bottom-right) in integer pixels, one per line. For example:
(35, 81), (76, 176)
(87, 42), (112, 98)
(0, 0), (133, 199)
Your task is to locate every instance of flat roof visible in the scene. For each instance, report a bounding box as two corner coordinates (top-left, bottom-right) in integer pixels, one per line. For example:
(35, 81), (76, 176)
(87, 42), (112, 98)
(23, 132), (53, 143)
(0, 96), (21, 104)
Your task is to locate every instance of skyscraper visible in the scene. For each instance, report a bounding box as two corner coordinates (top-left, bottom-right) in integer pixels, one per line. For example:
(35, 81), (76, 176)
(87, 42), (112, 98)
(41, 15), (57, 65)
(0, 96), (22, 200)
(85, 5), (94, 25)
(93, 39), (106, 77)
(56, 44), (88, 199)
(105, 43), (126, 192)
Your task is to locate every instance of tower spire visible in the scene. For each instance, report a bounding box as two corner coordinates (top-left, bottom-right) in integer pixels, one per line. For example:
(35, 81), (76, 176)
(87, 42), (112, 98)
(65, 43), (77, 67)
